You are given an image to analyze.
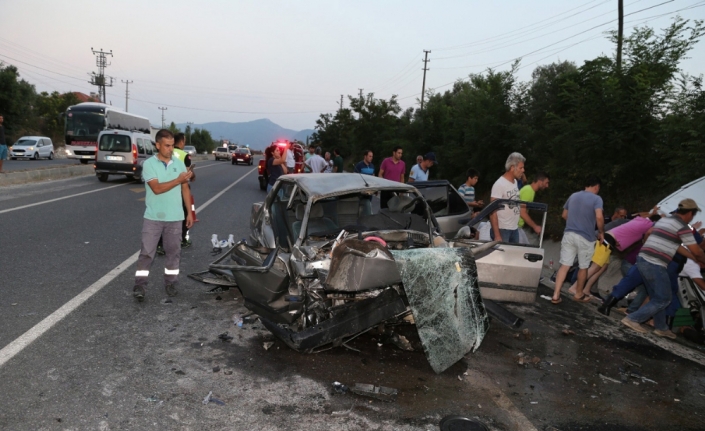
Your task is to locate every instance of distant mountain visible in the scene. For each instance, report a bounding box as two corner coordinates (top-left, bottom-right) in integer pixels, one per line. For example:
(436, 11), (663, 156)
(176, 119), (314, 150)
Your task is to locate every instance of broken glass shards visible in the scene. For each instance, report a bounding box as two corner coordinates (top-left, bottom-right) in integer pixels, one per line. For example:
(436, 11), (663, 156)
(391, 247), (489, 373)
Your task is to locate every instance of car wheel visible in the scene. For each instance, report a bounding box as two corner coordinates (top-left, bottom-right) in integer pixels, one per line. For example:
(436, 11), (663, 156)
(33, 152), (39, 160)
(97, 173), (109, 182)
(134, 171), (144, 184)
(232, 160), (236, 165)
(259, 176), (267, 191)
(49, 152), (54, 160)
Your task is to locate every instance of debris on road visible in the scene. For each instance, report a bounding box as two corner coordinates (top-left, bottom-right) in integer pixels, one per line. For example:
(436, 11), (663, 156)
(263, 342), (274, 350)
(209, 397), (225, 406)
(350, 383), (398, 401)
(332, 381), (349, 394)
(390, 333), (413, 351)
(599, 374), (622, 384)
(213, 366), (220, 373)
(218, 332), (233, 342)
(562, 329), (575, 336)
(202, 391), (212, 405)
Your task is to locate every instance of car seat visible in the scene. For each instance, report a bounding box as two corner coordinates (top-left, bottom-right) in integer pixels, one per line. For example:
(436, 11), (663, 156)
(291, 203), (337, 238)
(387, 194), (417, 213)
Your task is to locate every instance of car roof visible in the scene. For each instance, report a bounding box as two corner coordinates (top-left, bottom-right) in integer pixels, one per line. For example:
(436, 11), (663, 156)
(17, 136), (50, 140)
(278, 173), (416, 199)
(409, 180), (451, 188)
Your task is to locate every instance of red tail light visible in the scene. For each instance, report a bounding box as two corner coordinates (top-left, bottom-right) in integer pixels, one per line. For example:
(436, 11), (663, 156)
(132, 144), (138, 164)
(258, 162), (263, 175)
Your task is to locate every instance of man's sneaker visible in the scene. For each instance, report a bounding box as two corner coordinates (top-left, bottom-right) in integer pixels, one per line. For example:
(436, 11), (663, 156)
(156, 245), (165, 256)
(621, 317), (648, 333)
(165, 283), (178, 297)
(133, 286), (145, 302)
(181, 239), (192, 248)
(653, 329), (677, 340)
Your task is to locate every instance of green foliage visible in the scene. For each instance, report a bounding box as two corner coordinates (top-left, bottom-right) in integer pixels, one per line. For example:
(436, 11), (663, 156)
(189, 128), (217, 154)
(35, 91), (81, 143)
(168, 122), (182, 135)
(308, 18), (705, 236)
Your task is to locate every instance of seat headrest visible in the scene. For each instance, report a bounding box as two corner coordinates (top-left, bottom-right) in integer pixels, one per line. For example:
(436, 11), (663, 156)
(295, 204), (306, 221)
(387, 194), (416, 213)
(296, 203), (324, 220)
(310, 203), (324, 218)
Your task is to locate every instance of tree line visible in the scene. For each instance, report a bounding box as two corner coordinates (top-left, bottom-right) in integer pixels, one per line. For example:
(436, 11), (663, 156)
(311, 18), (705, 236)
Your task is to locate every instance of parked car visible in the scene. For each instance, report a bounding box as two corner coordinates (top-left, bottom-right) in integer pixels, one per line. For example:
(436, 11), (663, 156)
(94, 130), (155, 182)
(184, 145), (197, 156)
(232, 148), (253, 165)
(214, 147), (231, 161)
(201, 173), (538, 373)
(10, 136), (54, 160)
(258, 141), (304, 190)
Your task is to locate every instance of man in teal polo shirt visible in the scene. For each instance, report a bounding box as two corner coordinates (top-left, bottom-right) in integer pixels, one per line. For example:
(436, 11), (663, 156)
(133, 129), (193, 301)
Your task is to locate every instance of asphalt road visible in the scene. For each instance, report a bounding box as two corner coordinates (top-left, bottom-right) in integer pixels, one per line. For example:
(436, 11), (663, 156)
(1, 161), (705, 430)
(1, 157), (85, 172)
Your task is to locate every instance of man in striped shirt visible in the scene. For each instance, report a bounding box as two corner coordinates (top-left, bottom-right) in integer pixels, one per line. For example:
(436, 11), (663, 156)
(622, 199), (705, 338)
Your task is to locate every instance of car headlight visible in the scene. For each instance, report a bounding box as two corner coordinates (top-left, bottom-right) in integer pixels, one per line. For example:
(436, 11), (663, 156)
(28, 147), (34, 151)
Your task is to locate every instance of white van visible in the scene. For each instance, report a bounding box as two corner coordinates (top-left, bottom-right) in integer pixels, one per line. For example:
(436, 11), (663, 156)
(10, 136), (54, 160)
(94, 130), (155, 182)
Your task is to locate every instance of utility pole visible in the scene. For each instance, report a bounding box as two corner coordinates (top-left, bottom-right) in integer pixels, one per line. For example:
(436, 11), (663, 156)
(121, 79), (133, 111)
(616, 0), (624, 73)
(158, 107), (167, 128)
(186, 121), (194, 146)
(89, 48), (113, 104)
(420, 50), (431, 110)
(339, 95), (344, 111)
(358, 88), (364, 100)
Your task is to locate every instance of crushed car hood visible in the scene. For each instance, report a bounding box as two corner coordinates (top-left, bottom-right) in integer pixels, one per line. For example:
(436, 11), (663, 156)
(391, 247), (489, 373)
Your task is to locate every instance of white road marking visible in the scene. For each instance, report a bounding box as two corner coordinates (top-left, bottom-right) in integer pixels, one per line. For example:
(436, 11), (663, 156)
(0, 168), (257, 368)
(0, 183), (128, 215)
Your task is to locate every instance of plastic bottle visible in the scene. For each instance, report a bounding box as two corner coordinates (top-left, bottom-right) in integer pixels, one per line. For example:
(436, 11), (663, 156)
(227, 234), (235, 247)
(211, 234), (219, 248)
(232, 314), (243, 327)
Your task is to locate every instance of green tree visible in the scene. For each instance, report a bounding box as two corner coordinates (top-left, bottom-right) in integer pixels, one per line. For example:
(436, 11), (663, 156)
(0, 63), (38, 141)
(35, 91), (81, 145)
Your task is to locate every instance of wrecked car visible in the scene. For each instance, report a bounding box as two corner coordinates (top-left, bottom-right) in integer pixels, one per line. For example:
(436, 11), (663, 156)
(208, 173), (494, 373)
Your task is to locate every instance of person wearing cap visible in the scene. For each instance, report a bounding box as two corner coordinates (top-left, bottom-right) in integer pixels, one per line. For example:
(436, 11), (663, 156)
(620, 198), (705, 338)
(408, 152), (436, 182)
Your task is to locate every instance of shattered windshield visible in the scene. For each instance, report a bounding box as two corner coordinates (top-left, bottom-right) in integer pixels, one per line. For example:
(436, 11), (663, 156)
(391, 247), (489, 373)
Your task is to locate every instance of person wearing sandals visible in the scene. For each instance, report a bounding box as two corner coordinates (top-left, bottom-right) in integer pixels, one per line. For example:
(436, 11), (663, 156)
(550, 176), (604, 304)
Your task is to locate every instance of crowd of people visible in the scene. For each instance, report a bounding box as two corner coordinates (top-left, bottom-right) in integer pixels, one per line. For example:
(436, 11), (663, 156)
(261, 145), (705, 341)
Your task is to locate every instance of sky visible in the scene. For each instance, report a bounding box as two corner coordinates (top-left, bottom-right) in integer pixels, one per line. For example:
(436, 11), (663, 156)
(1, 0), (704, 131)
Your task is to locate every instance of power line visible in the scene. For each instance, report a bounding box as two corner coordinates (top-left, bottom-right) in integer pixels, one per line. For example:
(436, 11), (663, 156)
(122, 79), (133, 112)
(420, 50), (431, 110)
(158, 106), (167, 128)
(432, 0), (659, 61)
(432, 0), (612, 52)
(397, 0), (687, 101)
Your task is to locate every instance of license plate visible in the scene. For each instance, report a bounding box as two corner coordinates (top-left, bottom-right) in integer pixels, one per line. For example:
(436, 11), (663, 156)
(105, 156), (122, 161)
(237, 159), (244, 161)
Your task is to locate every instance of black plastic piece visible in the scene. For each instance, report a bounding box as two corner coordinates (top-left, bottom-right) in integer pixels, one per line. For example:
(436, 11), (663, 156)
(483, 298), (524, 328)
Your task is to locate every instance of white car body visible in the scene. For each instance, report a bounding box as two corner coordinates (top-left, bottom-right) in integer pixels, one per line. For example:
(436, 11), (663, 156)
(657, 176), (705, 227)
(10, 136), (54, 160)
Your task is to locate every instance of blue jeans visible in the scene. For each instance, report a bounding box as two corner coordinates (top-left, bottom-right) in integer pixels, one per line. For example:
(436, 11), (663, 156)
(0, 144), (7, 160)
(627, 257), (671, 331)
(490, 228), (520, 244)
(625, 260), (680, 315)
(612, 264), (643, 299)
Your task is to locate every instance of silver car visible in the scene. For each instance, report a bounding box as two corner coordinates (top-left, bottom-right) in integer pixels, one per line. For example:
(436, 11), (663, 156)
(206, 173), (495, 373)
(10, 136), (54, 160)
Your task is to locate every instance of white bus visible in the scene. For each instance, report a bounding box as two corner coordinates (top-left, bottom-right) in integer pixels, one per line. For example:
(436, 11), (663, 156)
(64, 103), (151, 163)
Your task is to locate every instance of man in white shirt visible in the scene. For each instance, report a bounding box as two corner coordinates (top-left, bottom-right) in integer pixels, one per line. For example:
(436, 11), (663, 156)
(408, 152), (437, 182)
(285, 142), (295, 172)
(304, 146), (328, 173)
(489, 152), (525, 244)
